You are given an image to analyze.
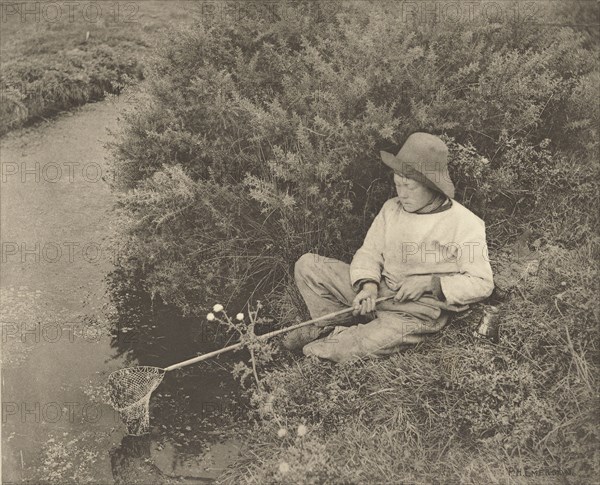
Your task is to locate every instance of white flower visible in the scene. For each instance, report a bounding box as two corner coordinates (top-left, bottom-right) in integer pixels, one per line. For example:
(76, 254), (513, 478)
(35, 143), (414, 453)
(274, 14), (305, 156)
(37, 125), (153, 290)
(296, 424), (307, 437)
(236, 313), (244, 321)
(213, 304), (224, 312)
(278, 462), (290, 474)
(277, 428), (287, 438)
(206, 313), (215, 321)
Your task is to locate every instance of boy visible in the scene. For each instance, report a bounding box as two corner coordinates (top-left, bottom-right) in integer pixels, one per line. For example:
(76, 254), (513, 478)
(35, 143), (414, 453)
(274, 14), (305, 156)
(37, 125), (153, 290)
(284, 132), (494, 362)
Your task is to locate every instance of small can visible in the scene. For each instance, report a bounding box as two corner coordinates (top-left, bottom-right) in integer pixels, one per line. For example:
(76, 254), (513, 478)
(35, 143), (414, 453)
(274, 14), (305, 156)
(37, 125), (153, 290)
(474, 305), (501, 343)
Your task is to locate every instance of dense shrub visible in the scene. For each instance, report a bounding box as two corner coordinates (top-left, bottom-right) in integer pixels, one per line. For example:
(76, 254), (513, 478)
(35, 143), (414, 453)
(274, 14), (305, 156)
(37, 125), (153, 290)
(0, 1), (192, 135)
(108, 0), (600, 481)
(1, 47), (141, 134)
(110, 0), (598, 316)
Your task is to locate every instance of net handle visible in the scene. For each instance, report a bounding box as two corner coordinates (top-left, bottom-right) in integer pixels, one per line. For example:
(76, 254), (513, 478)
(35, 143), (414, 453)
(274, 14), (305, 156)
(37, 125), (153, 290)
(164, 295), (399, 372)
(164, 295), (466, 372)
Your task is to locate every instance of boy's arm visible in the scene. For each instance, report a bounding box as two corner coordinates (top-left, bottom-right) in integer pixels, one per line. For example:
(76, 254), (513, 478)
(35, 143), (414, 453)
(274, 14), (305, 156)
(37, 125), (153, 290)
(349, 206), (387, 292)
(355, 278), (380, 290)
(439, 219), (494, 306)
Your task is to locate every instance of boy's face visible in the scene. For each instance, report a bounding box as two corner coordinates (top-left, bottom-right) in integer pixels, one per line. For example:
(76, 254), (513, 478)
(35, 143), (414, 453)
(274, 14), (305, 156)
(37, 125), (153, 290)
(393, 173), (435, 212)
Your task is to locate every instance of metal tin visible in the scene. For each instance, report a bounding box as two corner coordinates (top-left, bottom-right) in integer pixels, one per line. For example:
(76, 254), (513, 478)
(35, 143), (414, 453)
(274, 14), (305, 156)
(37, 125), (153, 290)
(474, 305), (501, 343)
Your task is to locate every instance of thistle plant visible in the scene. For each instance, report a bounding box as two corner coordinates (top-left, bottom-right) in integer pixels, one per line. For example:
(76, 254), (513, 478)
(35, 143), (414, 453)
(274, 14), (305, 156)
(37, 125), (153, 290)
(206, 301), (279, 393)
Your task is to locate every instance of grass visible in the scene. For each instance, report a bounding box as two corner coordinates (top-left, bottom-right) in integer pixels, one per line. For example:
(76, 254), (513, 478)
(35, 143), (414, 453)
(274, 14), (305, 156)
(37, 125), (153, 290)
(0, 0), (195, 135)
(215, 241), (599, 484)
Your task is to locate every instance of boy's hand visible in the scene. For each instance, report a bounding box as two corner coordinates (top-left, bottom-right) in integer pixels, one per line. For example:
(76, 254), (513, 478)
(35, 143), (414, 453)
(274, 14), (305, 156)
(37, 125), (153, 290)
(394, 275), (433, 303)
(352, 282), (378, 316)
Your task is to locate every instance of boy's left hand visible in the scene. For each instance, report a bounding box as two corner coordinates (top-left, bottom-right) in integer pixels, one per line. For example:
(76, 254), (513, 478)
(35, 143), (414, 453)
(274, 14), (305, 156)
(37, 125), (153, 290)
(394, 275), (433, 302)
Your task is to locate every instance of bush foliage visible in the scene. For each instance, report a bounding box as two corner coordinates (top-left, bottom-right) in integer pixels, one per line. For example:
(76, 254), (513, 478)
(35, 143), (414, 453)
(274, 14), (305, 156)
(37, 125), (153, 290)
(0, 1), (192, 135)
(108, 0), (599, 481)
(111, 0), (598, 314)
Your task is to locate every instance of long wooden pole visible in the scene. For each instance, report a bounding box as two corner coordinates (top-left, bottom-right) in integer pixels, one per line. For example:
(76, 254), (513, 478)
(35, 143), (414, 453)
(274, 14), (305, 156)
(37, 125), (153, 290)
(164, 295), (464, 372)
(164, 295), (399, 371)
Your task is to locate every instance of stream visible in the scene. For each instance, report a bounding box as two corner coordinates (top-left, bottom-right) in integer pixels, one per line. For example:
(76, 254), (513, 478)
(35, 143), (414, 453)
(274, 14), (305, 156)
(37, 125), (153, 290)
(1, 100), (244, 484)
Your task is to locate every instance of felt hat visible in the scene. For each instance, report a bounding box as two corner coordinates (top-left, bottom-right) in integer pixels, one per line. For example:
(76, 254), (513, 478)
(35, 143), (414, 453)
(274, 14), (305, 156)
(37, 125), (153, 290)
(380, 132), (455, 199)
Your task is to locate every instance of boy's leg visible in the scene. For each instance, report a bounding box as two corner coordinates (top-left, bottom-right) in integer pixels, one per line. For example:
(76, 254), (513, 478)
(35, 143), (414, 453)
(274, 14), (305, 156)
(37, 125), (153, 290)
(282, 253), (361, 350)
(302, 310), (448, 362)
(294, 253), (359, 325)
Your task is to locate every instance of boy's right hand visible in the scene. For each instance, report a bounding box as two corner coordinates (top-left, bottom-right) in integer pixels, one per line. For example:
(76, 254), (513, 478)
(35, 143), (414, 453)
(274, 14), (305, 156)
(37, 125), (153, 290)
(352, 282), (378, 316)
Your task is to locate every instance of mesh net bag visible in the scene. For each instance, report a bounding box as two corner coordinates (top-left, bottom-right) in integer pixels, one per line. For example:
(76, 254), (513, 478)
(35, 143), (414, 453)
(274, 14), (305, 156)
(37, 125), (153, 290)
(107, 366), (165, 436)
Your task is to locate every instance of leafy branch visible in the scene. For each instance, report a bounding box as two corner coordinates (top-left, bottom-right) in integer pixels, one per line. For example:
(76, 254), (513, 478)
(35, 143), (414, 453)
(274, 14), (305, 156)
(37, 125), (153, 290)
(206, 301), (278, 393)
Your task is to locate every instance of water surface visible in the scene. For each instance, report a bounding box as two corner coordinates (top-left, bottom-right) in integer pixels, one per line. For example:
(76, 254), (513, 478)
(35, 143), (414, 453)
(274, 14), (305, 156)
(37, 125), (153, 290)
(1, 101), (243, 484)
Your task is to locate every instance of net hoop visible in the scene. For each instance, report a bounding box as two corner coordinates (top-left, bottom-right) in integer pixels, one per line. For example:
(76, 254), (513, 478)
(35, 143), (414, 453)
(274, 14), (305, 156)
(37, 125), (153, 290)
(107, 366), (166, 435)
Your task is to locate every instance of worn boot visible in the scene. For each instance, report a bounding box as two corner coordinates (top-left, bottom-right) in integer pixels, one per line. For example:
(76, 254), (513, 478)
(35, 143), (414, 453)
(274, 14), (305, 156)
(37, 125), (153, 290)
(281, 324), (333, 351)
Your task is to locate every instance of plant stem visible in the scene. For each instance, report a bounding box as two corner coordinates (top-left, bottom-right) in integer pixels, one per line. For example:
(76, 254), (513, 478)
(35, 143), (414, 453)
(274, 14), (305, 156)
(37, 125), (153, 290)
(249, 347), (262, 392)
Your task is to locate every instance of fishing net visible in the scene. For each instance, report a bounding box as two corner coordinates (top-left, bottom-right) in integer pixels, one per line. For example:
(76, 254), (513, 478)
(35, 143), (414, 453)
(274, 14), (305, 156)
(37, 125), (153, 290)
(107, 366), (165, 436)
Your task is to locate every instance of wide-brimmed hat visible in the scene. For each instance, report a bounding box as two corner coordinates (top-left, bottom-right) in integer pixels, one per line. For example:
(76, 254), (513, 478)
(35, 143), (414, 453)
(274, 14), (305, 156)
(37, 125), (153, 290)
(380, 132), (455, 199)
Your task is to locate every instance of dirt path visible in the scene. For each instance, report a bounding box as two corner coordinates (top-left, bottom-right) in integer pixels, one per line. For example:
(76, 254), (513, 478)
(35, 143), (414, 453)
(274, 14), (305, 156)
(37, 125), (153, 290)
(1, 100), (126, 483)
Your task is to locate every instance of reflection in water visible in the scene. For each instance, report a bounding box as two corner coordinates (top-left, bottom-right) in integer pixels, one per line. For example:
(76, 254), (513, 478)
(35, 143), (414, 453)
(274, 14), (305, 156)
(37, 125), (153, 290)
(106, 267), (248, 482)
(110, 435), (216, 484)
(110, 435), (172, 484)
(106, 267), (244, 367)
